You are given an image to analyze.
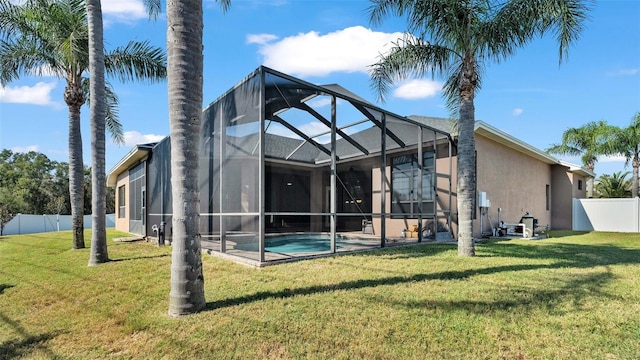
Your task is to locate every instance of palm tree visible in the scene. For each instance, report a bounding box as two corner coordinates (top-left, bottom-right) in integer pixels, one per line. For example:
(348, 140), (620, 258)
(0, 0), (166, 249)
(594, 171), (631, 198)
(607, 113), (640, 198)
(166, 0), (229, 317)
(368, 0), (591, 256)
(547, 120), (614, 197)
(86, 0), (107, 265)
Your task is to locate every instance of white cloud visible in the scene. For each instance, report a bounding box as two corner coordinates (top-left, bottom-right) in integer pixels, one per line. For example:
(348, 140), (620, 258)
(0, 82), (57, 105)
(102, 0), (149, 23)
(609, 68), (638, 76)
(11, 145), (39, 153)
(252, 26), (406, 77)
(307, 97), (332, 108)
(298, 121), (330, 138)
(122, 131), (165, 146)
(246, 33), (279, 45)
(512, 108), (524, 116)
(393, 79), (441, 99)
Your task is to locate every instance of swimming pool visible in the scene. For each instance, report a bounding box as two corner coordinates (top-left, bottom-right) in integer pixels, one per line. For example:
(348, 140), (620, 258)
(234, 234), (342, 254)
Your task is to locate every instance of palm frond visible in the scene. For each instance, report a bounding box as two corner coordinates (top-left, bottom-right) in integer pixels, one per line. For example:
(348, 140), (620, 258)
(104, 82), (123, 145)
(0, 0), (88, 85)
(369, 34), (456, 103)
(81, 78), (124, 145)
(0, 39), (45, 84)
(143, 0), (161, 20)
(367, 0), (411, 27)
(214, 0), (231, 13)
(608, 112), (640, 168)
(104, 40), (166, 84)
(481, 0), (592, 64)
(595, 171), (632, 198)
(547, 120), (613, 170)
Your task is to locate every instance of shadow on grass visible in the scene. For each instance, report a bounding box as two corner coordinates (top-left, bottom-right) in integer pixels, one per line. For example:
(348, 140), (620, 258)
(206, 263), (552, 311)
(386, 268), (618, 315)
(0, 284), (14, 295)
(478, 241), (640, 268)
(110, 254), (170, 262)
(206, 241), (639, 312)
(355, 242), (456, 259)
(545, 230), (592, 238)
(0, 312), (62, 360)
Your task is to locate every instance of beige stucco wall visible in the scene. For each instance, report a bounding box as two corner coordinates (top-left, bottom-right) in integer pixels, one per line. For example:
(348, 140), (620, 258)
(115, 172), (129, 233)
(370, 146), (456, 238)
(551, 166), (588, 230)
(475, 134), (552, 235)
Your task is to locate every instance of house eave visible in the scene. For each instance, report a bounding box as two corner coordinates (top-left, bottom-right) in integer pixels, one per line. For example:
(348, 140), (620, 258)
(106, 143), (156, 187)
(474, 121), (560, 165)
(559, 160), (595, 178)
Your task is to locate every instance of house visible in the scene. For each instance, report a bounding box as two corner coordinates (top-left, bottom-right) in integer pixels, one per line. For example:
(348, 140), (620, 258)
(107, 66), (592, 265)
(408, 116), (593, 235)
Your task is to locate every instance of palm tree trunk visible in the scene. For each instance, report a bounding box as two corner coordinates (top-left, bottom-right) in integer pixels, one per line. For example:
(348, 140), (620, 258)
(87, 0), (108, 265)
(167, 0), (206, 317)
(66, 87), (85, 250)
(457, 58), (477, 257)
(586, 165), (595, 198)
(632, 156), (639, 198)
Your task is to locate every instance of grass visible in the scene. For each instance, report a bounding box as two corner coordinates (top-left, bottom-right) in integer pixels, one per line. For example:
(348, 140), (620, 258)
(1, 230), (639, 359)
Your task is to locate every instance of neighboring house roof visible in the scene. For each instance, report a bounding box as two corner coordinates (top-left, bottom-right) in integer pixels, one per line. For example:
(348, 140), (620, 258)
(106, 142), (159, 187)
(559, 160), (596, 178)
(408, 115), (593, 178)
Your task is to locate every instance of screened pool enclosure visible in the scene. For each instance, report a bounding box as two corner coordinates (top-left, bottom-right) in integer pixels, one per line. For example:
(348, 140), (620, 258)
(146, 66), (455, 265)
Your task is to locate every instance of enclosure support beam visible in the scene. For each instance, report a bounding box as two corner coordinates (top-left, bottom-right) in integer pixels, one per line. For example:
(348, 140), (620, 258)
(219, 108), (226, 253)
(297, 103), (369, 156)
(417, 128), (423, 243)
(449, 139), (453, 238)
(259, 70), (266, 263)
(330, 95), (337, 253)
(432, 130), (438, 237)
(380, 113), (387, 248)
(350, 102), (406, 148)
(273, 115), (334, 159)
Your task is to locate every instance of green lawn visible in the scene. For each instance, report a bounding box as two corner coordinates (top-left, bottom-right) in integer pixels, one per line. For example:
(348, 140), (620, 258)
(1, 230), (639, 359)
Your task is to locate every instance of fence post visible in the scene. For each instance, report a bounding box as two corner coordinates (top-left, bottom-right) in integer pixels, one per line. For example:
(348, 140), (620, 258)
(636, 198), (639, 233)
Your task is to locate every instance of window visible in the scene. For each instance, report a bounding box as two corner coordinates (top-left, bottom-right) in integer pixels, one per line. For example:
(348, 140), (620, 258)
(546, 184), (550, 211)
(118, 185), (126, 218)
(129, 162), (145, 221)
(391, 151), (435, 217)
(578, 179), (583, 190)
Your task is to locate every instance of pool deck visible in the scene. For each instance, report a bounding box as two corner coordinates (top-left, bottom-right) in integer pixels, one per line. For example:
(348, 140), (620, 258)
(200, 232), (456, 268)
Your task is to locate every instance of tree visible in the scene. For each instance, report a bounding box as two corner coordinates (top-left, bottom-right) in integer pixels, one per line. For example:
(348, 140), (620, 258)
(166, 0), (229, 317)
(368, 0), (591, 256)
(86, 0), (107, 265)
(607, 112), (640, 198)
(0, 149), (107, 216)
(0, 0), (166, 249)
(547, 120), (614, 197)
(0, 187), (24, 236)
(594, 171), (631, 198)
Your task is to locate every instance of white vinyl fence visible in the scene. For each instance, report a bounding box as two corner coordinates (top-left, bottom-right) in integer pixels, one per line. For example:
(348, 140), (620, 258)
(572, 198), (640, 232)
(2, 214), (116, 235)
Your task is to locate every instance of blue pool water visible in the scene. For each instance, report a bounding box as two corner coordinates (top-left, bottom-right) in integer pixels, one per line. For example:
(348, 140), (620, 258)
(236, 234), (341, 253)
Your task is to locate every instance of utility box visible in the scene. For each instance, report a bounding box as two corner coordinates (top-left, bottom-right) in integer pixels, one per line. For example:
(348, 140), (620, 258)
(478, 192), (490, 207)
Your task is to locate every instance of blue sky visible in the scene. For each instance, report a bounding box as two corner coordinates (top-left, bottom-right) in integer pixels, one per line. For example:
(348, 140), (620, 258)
(0, 0), (638, 178)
